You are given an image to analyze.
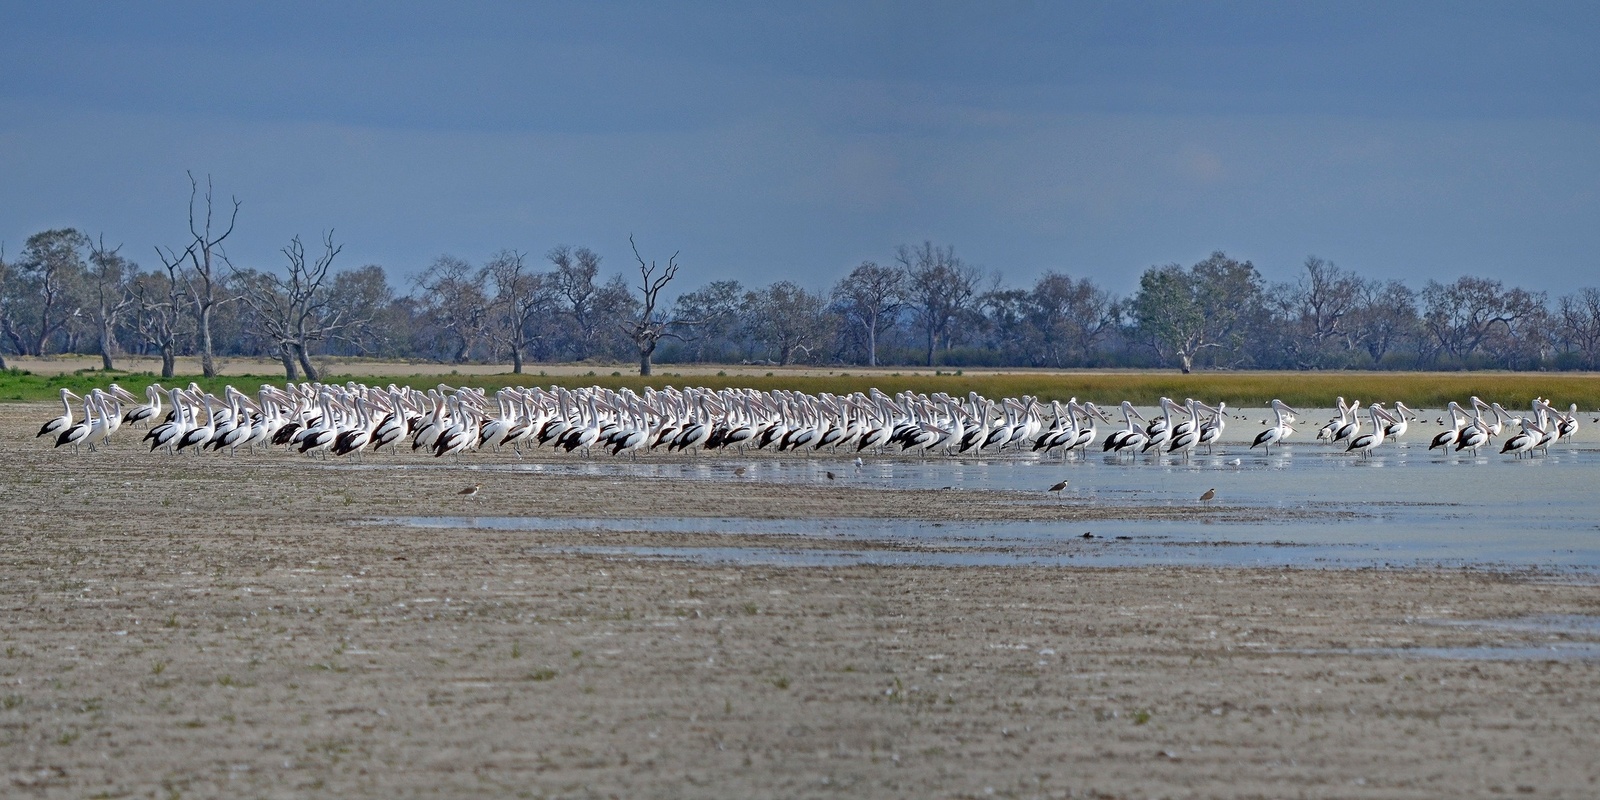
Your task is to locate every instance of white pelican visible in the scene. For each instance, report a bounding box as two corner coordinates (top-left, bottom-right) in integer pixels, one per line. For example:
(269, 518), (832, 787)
(1331, 400), (1363, 444)
(1317, 398), (1349, 442)
(1166, 398), (1210, 460)
(1141, 397), (1178, 455)
(1383, 402), (1416, 440)
(1500, 418), (1543, 459)
(1454, 410), (1492, 455)
(38, 389), (80, 439)
(144, 387), (190, 452)
(1428, 402), (1466, 453)
(121, 384), (164, 428)
(1251, 399), (1299, 455)
(54, 392), (99, 453)
(1554, 403), (1579, 442)
(1345, 404), (1397, 458)
(1197, 401), (1228, 453)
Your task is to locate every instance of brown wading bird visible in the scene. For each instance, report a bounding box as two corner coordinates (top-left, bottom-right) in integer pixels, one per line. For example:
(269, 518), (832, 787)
(1048, 480), (1069, 492)
(458, 483), (481, 497)
(1199, 488), (1216, 503)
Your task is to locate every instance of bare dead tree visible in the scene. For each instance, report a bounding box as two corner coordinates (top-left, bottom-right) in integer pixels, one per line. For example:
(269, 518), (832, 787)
(86, 236), (138, 371)
(157, 172), (240, 378)
(236, 232), (351, 381)
(623, 235), (692, 376)
(133, 252), (189, 378)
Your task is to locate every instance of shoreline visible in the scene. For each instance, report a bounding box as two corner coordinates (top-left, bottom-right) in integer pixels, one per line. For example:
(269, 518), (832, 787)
(4, 402), (1600, 796)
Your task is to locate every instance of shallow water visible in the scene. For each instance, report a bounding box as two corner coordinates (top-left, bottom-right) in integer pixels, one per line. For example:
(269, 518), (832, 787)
(1309, 616), (1600, 661)
(370, 408), (1600, 572)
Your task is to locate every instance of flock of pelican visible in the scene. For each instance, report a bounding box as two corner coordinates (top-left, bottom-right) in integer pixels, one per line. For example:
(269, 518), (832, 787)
(33, 382), (1585, 463)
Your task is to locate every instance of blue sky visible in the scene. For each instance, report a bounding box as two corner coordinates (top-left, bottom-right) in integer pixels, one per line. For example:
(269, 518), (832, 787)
(3, 1), (1597, 297)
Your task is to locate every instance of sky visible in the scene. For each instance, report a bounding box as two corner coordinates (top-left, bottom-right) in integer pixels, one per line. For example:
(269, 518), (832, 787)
(2, 1), (1598, 298)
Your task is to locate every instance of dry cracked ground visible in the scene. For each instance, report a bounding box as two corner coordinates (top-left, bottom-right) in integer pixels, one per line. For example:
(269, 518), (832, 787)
(2, 402), (1598, 799)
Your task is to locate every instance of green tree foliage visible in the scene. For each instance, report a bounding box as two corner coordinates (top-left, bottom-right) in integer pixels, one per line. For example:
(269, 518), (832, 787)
(1130, 252), (1265, 373)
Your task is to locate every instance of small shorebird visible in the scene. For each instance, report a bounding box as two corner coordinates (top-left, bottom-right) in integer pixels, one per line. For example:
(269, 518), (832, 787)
(733, 466), (747, 476)
(1199, 488), (1216, 504)
(825, 471), (836, 480)
(1048, 480), (1069, 492)
(458, 483), (481, 497)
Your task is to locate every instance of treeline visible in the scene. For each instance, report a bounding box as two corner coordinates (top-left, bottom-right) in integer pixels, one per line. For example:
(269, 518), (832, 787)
(5, 223), (1599, 377)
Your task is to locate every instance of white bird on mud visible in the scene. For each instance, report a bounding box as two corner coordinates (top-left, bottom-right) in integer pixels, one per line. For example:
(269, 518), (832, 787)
(37, 388), (80, 439)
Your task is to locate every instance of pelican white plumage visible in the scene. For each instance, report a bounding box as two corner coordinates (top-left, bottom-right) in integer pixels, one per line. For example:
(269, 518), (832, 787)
(1317, 397), (1349, 442)
(1428, 401), (1466, 453)
(122, 384), (163, 428)
(1554, 402), (1579, 442)
(1251, 399), (1299, 455)
(54, 392), (98, 453)
(1141, 397), (1177, 455)
(1533, 400), (1559, 452)
(1331, 400), (1363, 444)
(1455, 410), (1491, 455)
(1345, 404), (1396, 458)
(1103, 401), (1146, 452)
(1383, 402), (1416, 440)
(175, 393), (218, 453)
(145, 387), (190, 452)
(1500, 418), (1543, 459)
(1166, 398), (1208, 460)
(38, 389), (80, 439)
(1197, 400), (1227, 453)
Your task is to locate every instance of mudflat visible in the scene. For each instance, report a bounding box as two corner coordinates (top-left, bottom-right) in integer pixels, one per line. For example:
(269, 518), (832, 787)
(4, 402), (1598, 799)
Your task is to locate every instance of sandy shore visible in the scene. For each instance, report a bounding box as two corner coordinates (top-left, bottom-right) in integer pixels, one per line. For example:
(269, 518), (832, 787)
(4, 402), (1599, 798)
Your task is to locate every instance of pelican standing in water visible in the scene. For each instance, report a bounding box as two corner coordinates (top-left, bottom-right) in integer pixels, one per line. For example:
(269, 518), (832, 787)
(1251, 399), (1299, 455)
(1429, 401), (1466, 454)
(1346, 404), (1398, 458)
(1500, 418), (1543, 459)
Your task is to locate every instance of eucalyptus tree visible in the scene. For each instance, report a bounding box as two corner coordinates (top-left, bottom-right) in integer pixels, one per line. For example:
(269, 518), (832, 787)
(1556, 288), (1600, 369)
(131, 255), (189, 378)
(482, 249), (553, 373)
(896, 241), (984, 366)
(414, 255), (490, 363)
(1129, 251), (1266, 373)
(1420, 276), (1545, 366)
(1270, 256), (1365, 368)
(6, 228), (90, 357)
(325, 265), (404, 358)
(1347, 279), (1420, 367)
(830, 260), (905, 367)
(671, 279), (744, 363)
(546, 245), (609, 361)
(741, 281), (828, 366)
(1025, 271), (1116, 367)
(0, 246), (12, 370)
